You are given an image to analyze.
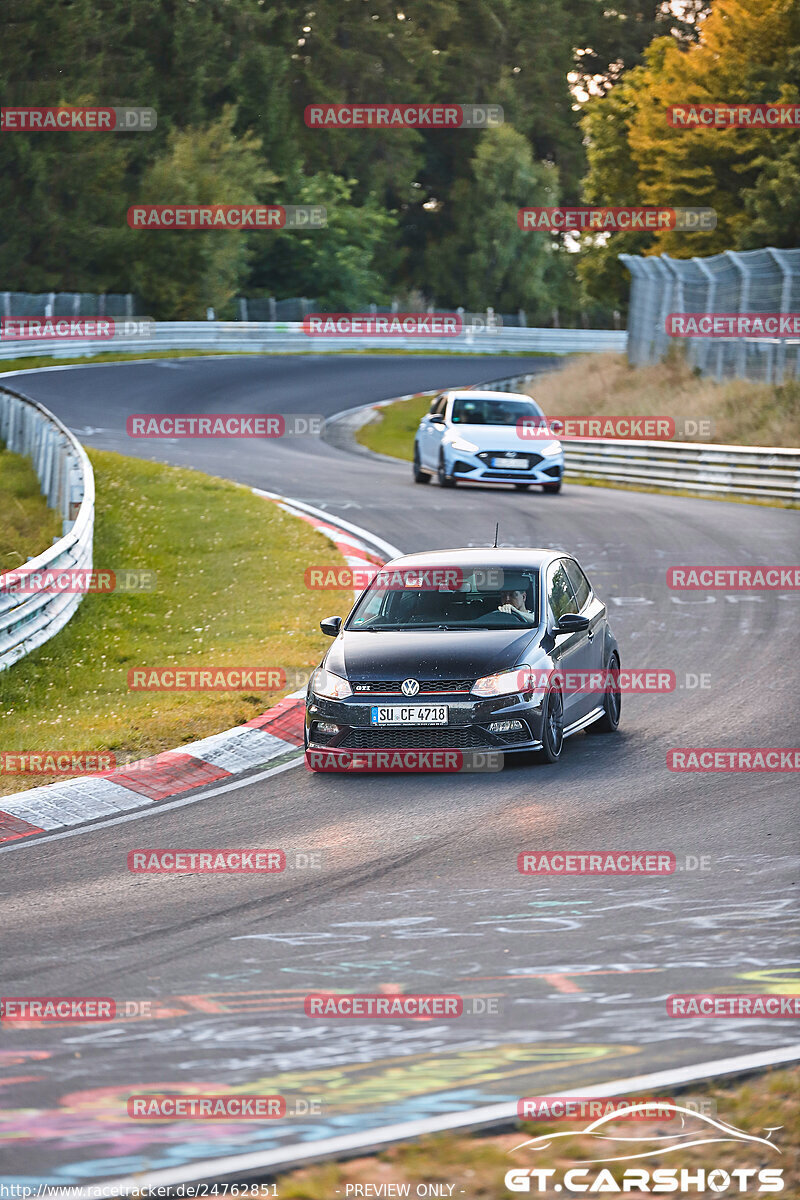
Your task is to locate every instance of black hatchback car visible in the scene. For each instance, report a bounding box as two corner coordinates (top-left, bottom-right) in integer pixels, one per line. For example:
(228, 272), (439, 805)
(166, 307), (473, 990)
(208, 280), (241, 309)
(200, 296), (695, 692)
(305, 548), (620, 767)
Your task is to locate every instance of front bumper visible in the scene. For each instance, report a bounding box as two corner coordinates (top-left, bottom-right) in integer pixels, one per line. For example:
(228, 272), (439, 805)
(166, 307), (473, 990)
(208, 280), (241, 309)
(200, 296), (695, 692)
(446, 446), (563, 484)
(305, 689), (546, 757)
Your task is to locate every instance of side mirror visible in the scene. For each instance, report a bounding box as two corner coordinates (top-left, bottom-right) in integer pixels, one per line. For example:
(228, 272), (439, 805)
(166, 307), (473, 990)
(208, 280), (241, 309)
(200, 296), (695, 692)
(555, 612), (589, 633)
(430, 415), (446, 426)
(320, 615), (342, 637)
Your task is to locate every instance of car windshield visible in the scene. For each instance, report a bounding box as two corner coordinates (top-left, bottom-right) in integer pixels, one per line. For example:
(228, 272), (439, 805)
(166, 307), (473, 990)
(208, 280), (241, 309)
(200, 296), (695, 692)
(346, 567), (540, 630)
(450, 398), (545, 426)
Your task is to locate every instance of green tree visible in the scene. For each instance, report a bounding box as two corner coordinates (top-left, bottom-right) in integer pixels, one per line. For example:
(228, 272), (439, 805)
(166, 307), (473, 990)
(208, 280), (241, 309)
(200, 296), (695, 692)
(130, 108), (276, 319)
(422, 126), (560, 312)
(246, 174), (399, 310)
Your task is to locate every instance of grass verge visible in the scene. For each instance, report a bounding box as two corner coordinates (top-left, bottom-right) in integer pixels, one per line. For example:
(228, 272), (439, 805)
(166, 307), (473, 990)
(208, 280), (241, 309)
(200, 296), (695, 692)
(0, 442), (61, 571)
(0, 449), (348, 796)
(523, 350), (800, 447)
(357, 394), (435, 460)
(271, 1066), (798, 1199)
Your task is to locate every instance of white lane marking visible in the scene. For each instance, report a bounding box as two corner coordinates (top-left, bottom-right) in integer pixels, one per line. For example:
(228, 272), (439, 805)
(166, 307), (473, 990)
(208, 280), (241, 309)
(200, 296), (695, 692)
(77, 1044), (800, 1193)
(0, 756), (303, 856)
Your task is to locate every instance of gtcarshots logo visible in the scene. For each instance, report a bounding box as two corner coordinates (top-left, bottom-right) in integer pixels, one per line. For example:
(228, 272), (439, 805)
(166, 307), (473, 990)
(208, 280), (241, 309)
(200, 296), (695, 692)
(506, 1101), (784, 1193)
(302, 313), (462, 336)
(1, 318), (155, 340)
(304, 103), (503, 128)
(126, 413), (322, 437)
(128, 205), (326, 228)
(1, 106), (156, 131)
(518, 206), (716, 232)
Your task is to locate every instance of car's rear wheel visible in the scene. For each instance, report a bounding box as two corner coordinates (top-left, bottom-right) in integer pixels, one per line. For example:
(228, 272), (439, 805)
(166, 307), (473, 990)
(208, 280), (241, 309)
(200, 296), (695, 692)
(586, 652), (621, 733)
(438, 452), (456, 488)
(413, 446), (430, 484)
(514, 483), (531, 491)
(542, 481), (562, 494)
(538, 686), (564, 762)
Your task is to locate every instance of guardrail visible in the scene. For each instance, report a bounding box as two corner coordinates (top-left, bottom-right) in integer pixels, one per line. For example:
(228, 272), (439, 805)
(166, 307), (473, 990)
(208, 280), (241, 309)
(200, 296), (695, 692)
(0, 386), (94, 670)
(0, 321), (627, 359)
(472, 371), (800, 504)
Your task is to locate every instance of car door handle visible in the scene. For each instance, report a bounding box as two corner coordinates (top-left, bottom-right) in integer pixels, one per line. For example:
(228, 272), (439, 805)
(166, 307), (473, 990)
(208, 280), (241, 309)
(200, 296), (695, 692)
(587, 629), (594, 642)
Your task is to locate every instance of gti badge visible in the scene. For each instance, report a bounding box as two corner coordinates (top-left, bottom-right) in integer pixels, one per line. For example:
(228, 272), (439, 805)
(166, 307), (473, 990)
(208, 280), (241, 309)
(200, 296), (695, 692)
(401, 678), (420, 697)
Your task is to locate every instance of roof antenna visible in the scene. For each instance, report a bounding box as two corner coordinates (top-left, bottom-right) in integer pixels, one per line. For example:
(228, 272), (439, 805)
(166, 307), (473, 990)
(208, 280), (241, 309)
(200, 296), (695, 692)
(493, 522), (500, 548)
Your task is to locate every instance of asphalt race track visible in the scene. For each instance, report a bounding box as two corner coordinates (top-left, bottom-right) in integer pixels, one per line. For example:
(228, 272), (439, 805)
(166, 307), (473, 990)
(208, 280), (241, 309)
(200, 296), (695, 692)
(1, 355), (798, 1185)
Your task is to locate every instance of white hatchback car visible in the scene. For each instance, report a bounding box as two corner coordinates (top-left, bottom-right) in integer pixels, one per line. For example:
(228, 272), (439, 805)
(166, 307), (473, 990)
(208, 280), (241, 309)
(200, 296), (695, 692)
(413, 389), (564, 493)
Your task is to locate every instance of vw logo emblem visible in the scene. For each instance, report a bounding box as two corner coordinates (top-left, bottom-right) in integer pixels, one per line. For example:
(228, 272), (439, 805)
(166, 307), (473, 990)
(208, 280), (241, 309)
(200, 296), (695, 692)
(401, 678), (420, 697)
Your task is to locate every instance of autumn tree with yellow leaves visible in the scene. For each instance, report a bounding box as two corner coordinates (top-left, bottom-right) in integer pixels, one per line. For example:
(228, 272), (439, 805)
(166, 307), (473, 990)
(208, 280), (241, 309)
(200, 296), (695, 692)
(579, 0), (800, 309)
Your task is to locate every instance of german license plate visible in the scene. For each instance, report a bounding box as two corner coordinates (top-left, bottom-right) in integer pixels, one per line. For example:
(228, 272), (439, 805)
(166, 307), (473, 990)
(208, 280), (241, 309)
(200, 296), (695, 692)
(491, 456), (526, 469)
(370, 705), (448, 725)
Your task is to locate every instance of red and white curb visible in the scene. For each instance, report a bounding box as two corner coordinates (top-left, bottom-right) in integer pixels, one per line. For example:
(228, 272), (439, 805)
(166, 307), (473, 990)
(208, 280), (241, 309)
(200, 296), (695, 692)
(0, 494), (399, 845)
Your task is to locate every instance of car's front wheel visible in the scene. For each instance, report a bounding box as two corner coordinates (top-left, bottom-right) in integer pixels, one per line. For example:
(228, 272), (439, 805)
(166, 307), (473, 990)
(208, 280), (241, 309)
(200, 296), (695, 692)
(514, 483), (531, 491)
(538, 686), (564, 762)
(438, 451), (456, 488)
(542, 481), (562, 494)
(413, 445), (430, 484)
(587, 653), (621, 733)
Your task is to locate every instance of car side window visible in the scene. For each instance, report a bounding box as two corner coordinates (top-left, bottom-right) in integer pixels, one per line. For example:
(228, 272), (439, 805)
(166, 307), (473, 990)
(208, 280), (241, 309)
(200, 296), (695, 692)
(563, 559), (591, 610)
(430, 395), (447, 419)
(548, 563), (579, 621)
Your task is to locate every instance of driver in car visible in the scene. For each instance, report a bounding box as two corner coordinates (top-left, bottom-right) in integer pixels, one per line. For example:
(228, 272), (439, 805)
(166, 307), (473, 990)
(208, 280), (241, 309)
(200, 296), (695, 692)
(497, 584), (537, 624)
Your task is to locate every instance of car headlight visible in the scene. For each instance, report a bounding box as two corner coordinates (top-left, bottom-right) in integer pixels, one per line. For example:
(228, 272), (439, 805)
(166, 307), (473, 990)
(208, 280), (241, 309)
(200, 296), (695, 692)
(312, 668), (352, 700)
(450, 436), (479, 454)
(472, 665), (534, 698)
(540, 440), (563, 457)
